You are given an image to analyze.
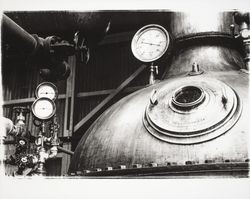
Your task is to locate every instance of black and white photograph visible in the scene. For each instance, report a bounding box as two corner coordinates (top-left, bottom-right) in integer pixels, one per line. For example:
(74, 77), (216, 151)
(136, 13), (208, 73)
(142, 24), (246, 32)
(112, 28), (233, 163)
(0, 0), (250, 198)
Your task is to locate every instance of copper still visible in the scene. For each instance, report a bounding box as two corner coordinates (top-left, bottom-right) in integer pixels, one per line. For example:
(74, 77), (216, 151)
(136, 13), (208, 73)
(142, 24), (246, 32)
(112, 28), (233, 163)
(69, 11), (250, 177)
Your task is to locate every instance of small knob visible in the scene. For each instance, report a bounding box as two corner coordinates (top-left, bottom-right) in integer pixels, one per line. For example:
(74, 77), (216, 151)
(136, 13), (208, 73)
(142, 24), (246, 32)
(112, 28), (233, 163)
(188, 62), (203, 76)
(192, 62), (199, 72)
(230, 24), (235, 36)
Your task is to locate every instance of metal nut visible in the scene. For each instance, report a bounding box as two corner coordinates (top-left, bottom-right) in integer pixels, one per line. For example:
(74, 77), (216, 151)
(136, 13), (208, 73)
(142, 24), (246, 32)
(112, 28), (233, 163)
(204, 159), (214, 164)
(185, 161), (196, 165)
(149, 163), (158, 167)
(105, 167), (113, 171)
(76, 171), (83, 175)
(132, 164), (142, 168)
(118, 165), (126, 169)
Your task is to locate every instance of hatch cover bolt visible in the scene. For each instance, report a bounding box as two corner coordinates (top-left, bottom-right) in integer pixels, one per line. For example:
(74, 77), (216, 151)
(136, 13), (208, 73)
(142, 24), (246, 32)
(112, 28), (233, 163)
(132, 164), (142, 168)
(188, 62), (204, 76)
(118, 165), (126, 170)
(149, 162), (158, 167)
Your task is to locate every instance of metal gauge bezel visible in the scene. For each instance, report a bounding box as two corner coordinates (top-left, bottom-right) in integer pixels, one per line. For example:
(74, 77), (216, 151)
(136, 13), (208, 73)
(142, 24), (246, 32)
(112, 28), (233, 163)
(31, 97), (56, 120)
(35, 82), (58, 101)
(131, 24), (170, 62)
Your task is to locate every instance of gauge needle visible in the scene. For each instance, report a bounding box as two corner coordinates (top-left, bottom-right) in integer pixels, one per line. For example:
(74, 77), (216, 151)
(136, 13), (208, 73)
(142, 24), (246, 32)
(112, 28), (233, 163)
(141, 41), (161, 46)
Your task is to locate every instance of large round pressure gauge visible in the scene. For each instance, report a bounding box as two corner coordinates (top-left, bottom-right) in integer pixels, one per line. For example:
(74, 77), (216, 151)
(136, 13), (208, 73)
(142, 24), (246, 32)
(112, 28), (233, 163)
(32, 98), (56, 120)
(131, 24), (170, 62)
(35, 82), (58, 101)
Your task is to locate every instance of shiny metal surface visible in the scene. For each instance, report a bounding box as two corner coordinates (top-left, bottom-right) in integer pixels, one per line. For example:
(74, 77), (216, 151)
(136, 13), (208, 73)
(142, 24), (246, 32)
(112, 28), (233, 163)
(69, 71), (249, 172)
(143, 76), (242, 144)
(163, 45), (245, 78)
(69, 11), (249, 175)
(170, 11), (234, 38)
(164, 11), (245, 77)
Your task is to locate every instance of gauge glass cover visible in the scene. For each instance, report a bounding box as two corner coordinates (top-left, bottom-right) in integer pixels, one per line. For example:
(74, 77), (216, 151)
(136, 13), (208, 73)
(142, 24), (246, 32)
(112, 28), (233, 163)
(32, 98), (56, 120)
(131, 24), (170, 62)
(35, 82), (58, 100)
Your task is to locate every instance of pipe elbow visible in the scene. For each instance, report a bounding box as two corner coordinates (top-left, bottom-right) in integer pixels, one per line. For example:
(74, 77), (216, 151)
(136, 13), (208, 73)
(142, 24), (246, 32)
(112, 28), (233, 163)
(2, 117), (15, 136)
(48, 146), (58, 159)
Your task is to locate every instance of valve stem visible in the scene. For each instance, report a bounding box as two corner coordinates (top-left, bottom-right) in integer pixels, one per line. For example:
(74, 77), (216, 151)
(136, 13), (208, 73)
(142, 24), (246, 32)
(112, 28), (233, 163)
(233, 11), (250, 71)
(149, 62), (158, 85)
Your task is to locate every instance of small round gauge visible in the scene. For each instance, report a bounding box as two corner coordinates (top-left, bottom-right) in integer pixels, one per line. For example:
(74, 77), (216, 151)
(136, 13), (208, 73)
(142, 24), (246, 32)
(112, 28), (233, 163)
(35, 82), (58, 101)
(32, 98), (56, 120)
(131, 24), (170, 62)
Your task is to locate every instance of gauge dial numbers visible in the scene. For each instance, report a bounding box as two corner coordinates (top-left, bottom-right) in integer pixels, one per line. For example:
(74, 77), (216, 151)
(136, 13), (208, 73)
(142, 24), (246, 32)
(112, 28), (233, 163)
(32, 98), (56, 120)
(35, 82), (58, 101)
(131, 24), (170, 62)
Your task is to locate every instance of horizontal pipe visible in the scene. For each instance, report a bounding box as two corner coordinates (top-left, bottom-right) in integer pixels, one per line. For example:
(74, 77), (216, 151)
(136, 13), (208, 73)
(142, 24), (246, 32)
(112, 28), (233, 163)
(57, 146), (74, 156)
(2, 14), (39, 54)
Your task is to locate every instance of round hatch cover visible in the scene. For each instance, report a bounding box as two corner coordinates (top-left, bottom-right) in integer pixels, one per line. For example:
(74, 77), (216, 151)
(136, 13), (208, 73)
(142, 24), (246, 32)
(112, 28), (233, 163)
(143, 77), (242, 144)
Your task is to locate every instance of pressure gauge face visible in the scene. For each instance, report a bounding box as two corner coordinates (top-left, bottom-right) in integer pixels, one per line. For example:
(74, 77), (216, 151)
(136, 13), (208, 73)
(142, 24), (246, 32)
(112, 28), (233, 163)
(35, 82), (58, 100)
(32, 98), (56, 120)
(131, 24), (170, 62)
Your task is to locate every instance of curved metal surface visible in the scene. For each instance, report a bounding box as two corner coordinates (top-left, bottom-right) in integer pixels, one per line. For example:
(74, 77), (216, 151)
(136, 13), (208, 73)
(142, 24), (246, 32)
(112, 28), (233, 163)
(69, 70), (249, 172)
(69, 11), (249, 175)
(143, 77), (242, 144)
(163, 45), (245, 78)
(170, 11), (235, 38)
(163, 11), (245, 77)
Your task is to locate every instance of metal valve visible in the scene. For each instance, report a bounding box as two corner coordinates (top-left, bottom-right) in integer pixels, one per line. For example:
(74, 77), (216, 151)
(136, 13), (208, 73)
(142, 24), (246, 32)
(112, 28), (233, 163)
(149, 63), (159, 85)
(74, 31), (90, 63)
(233, 12), (250, 34)
(39, 36), (74, 81)
(232, 11), (250, 71)
(13, 106), (30, 120)
(43, 36), (74, 56)
(11, 107), (30, 138)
